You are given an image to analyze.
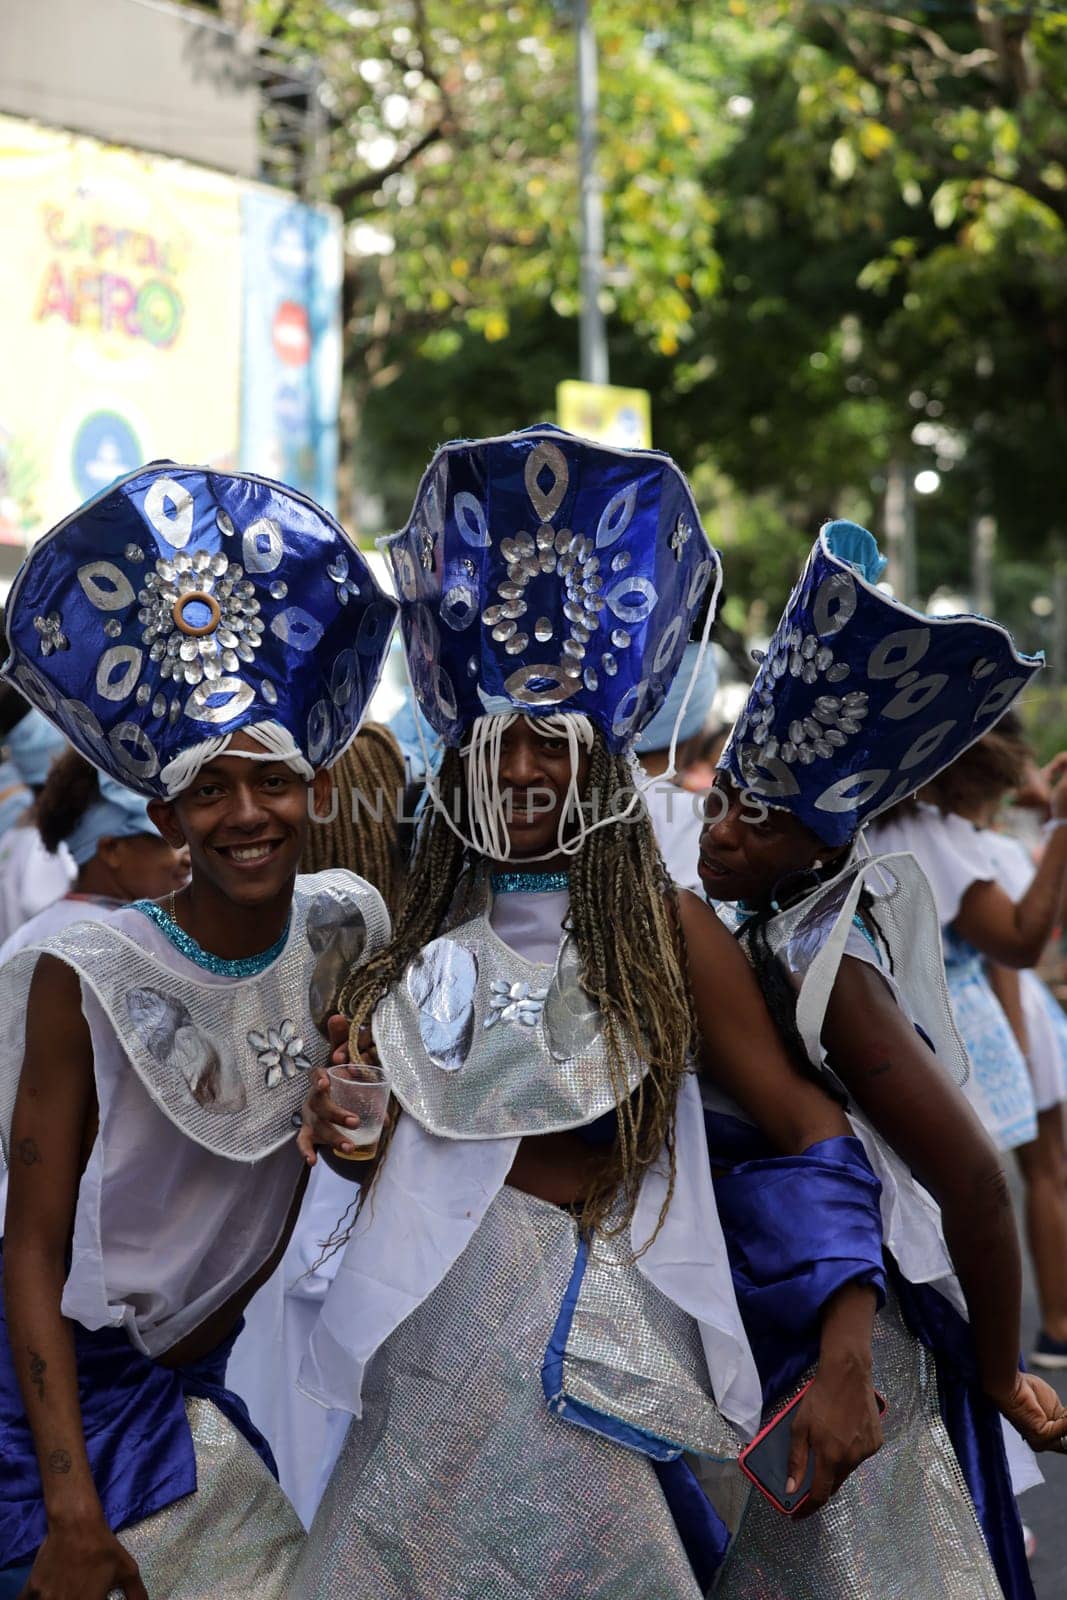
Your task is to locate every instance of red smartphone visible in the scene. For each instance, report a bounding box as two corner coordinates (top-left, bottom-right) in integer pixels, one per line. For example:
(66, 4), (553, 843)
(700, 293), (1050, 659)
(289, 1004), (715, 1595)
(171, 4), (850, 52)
(738, 1380), (888, 1516)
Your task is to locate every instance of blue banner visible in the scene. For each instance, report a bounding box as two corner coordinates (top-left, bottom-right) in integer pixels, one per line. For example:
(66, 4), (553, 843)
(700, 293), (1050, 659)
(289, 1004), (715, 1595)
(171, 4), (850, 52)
(240, 191), (342, 513)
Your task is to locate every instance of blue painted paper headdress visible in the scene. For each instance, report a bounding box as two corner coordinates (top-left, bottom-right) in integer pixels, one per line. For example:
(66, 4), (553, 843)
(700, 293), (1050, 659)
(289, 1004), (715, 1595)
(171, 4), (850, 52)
(3, 464), (397, 798)
(720, 520), (1042, 847)
(382, 425), (720, 751)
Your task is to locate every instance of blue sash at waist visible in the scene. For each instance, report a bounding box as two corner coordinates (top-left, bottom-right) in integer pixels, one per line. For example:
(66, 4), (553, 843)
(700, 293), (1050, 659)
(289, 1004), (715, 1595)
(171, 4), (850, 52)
(708, 1125), (887, 1403)
(0, 1247), (276, 1569)
(705, 1115), (1032, 1599)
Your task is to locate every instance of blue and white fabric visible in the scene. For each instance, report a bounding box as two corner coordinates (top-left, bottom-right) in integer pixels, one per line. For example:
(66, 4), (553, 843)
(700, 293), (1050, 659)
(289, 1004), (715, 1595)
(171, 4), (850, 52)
(721, 520), (1041, 846)
(65, 774), (158, 866)
(382, 425), (720, 750)
(0, 760), (29, 839)
(3, 463), (397, 797)
(634, 641), (719, 753)
(5, 709), (65, 788)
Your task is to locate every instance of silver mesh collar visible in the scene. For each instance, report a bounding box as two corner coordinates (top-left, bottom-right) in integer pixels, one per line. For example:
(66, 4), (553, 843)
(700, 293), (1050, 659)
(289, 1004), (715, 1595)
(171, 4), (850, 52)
(373, 909), (646, 1139)
(0, 869), (389, 1165)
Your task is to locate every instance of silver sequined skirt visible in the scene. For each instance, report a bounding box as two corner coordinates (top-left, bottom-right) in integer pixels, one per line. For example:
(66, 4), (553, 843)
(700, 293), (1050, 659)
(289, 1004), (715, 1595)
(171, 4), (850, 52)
(292, 1184), (703, 1600)
(709, 1292), (1003, 1599)
(117, 1396), (304, 1598)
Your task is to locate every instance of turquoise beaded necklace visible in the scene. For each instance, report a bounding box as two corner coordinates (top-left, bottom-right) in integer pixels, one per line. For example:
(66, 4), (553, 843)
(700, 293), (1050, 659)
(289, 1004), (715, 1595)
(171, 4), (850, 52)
(490, 869), (569, 895)
(132, 897), (291, 977)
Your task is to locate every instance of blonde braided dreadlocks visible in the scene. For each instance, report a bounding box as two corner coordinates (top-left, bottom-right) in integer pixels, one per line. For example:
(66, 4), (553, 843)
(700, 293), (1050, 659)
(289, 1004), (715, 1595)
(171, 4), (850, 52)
(337, 728), (697, 1240)
(301, 724), (406, 915)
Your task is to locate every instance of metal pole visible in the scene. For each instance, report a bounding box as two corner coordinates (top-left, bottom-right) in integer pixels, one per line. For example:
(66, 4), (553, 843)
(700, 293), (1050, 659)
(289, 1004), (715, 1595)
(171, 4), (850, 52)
(971, 513), (996, 615)
(884, 460), (909, 600)
(576, 0), (608, 385)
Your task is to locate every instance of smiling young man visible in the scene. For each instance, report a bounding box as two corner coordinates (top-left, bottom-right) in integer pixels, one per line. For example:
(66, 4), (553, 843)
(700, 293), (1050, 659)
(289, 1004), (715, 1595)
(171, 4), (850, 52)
(0, 464), (396, 1600)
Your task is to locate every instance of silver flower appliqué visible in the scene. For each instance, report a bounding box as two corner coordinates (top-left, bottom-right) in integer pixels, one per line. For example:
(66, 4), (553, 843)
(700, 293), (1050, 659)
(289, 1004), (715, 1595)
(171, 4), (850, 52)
(138, 550), (265, 688)
(248, 1019), (311, 1088)
(33, 611), (69, 656)
(327, 553), (362, 605)
(483, 978), (550, 1030)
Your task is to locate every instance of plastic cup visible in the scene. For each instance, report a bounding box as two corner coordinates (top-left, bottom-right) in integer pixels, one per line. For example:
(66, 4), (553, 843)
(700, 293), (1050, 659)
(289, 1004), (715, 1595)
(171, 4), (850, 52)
(327, 1063), (390, 1161)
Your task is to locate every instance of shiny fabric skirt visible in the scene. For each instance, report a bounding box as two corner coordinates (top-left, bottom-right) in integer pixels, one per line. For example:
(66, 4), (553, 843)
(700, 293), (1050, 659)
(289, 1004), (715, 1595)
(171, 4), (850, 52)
(118, 1397), (304, 1598)
(292, 1184), (702, 1600)
(709, 1293), (1003, 1600)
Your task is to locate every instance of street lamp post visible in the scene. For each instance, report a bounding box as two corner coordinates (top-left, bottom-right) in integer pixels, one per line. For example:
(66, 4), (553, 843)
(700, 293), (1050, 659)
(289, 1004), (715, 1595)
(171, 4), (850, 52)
(576, 0), (609, 385)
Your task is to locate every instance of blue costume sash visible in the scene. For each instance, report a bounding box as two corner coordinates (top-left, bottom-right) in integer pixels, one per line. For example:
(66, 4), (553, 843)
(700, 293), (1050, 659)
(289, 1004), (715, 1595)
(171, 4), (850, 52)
(0, 1248), (276, 1570)
(710, 1128), (887, 1402)
(705, 1116), (1034, 1600)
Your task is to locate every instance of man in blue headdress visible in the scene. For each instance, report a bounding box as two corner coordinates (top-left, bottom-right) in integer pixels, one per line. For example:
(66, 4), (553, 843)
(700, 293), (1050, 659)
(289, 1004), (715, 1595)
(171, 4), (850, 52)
(0, 463), (397, 1599)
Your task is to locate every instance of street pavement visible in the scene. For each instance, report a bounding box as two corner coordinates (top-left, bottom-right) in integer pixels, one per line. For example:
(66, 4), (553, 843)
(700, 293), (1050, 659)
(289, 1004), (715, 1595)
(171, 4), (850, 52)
(1009, 1166), (1066, 1598)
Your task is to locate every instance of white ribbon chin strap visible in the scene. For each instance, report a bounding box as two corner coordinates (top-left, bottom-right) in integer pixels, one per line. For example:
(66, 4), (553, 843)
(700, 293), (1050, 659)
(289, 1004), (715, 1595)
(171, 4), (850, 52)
(424, 709), (650, 863)
(159, 720), (315, 797)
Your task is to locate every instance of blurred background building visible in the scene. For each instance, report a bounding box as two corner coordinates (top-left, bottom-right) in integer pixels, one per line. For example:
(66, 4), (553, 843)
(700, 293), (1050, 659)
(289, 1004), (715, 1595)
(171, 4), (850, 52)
(0, 0), (342, 596)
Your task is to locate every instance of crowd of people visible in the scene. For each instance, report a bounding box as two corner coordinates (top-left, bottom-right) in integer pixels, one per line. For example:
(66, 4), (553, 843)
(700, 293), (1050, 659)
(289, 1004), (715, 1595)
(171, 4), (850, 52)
(0, 430), (1065, 1599)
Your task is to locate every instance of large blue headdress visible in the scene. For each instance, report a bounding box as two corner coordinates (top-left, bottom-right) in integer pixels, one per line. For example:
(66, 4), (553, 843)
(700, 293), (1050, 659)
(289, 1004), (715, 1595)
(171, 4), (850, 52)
(382, 425), (720, 750)
(3, 464), (397, 797)
(720, 520), (1042, 847)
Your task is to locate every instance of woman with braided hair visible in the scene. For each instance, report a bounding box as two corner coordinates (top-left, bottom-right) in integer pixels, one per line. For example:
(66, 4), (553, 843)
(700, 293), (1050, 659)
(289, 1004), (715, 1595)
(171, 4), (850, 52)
(700, 520), (1067, 1599)
(292, 429), (896, 1600)
(226, 722), (409, 1528)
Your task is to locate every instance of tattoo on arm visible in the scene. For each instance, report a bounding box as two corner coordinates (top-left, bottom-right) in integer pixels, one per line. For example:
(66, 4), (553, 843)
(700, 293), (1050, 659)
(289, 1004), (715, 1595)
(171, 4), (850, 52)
(28, 1348), (46, 1402)
(16, 1136), (41, 1166)
(47, 1448), (71, 1474)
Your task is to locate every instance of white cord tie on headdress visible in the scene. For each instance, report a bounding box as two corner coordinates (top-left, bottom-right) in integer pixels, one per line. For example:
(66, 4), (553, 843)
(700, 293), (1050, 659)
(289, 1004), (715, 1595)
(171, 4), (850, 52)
(159, 720), (315, 797)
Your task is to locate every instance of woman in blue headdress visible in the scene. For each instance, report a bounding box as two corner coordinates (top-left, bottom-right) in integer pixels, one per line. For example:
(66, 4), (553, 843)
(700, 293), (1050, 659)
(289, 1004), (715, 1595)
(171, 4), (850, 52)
(288, 429), (936, 1600)
(700, 521), (1067, 1599)
(0, 465), (398, 1600)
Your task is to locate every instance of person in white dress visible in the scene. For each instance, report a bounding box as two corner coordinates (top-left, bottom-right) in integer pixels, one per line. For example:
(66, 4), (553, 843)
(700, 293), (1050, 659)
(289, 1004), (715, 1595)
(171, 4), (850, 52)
(877, 713), (1067, 1372)
(0, 746), (189, 966)
(0, 706), (75, 945)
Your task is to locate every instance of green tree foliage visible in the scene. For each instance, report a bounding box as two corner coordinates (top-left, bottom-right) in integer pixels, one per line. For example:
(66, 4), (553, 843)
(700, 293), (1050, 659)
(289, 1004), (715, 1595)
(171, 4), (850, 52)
(232, 1), (1065, 641)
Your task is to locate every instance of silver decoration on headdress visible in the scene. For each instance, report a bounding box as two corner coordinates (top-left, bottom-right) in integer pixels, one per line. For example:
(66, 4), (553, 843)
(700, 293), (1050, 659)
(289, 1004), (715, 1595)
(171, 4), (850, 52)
(138, 550), (264, 688)
(78, 560), (137, 612)
(33, 611), (69, 656)
(242, 517), (285, 573)
(326, 553), (361, 605)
